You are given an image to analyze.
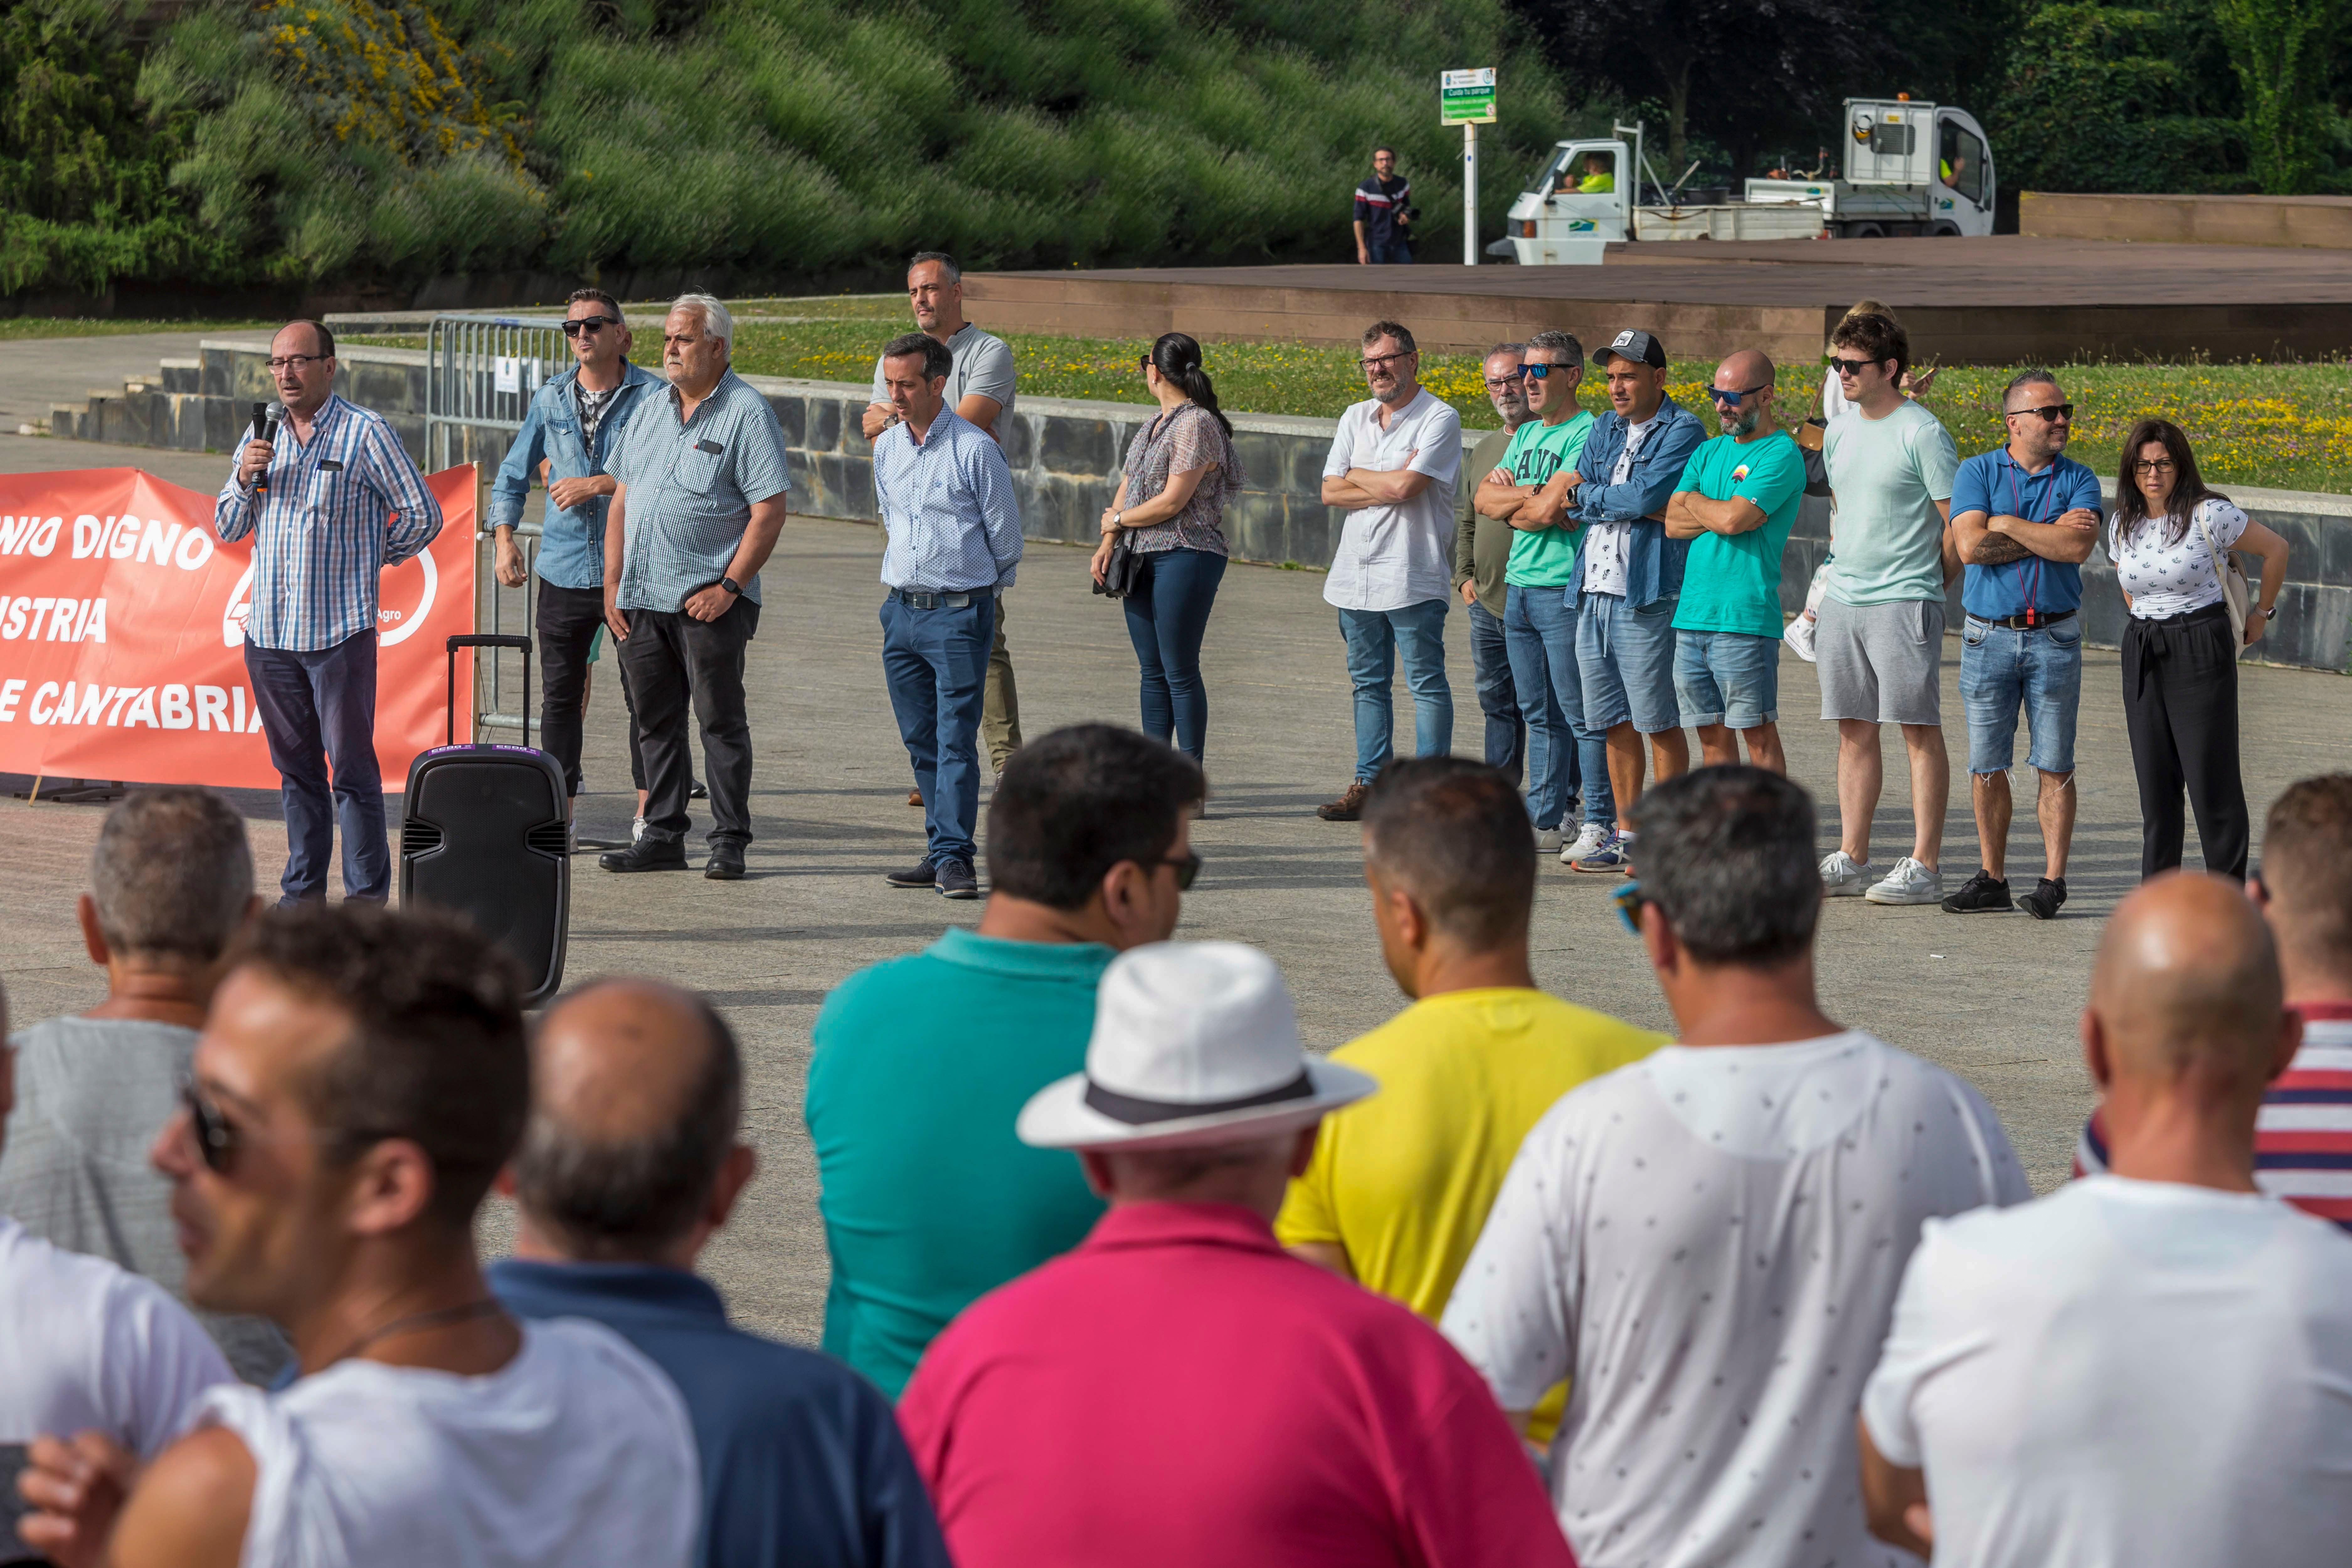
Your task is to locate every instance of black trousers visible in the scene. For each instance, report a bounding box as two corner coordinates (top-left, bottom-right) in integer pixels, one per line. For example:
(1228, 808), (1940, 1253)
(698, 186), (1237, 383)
(2121, 602), (2249, 882)
(617, 597), (760, 850)
(537, 581), (645, 797)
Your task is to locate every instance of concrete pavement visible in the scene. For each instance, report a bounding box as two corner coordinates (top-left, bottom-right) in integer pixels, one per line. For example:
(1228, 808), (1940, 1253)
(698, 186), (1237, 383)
(3, 507), (2349, 1347)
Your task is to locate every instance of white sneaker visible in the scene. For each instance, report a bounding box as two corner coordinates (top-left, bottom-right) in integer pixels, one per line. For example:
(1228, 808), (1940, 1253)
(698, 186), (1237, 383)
(631, 815), (647, 845)
(1534, 826), (1567, 854)
(1783, 613), (1818, 664)
(1820, 850), (1875, 896)
(1562, 821), (1611, 864)
(1864, 857), (1944, 905)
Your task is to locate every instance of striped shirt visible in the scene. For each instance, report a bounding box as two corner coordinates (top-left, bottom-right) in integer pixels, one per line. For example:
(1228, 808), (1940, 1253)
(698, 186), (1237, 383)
(214, 395), (443, 652)
(606, 370), (793, 613)
(872, 406), (1022, 593)
(2075, 1007), (2352, 1229)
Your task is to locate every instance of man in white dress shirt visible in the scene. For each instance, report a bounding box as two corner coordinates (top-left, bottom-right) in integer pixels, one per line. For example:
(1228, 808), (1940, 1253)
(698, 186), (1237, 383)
(1316, 321), (1463, 822)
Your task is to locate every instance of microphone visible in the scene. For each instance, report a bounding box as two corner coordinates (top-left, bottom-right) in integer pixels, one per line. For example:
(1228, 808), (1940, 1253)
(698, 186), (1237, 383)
(251, 403), (284, 495)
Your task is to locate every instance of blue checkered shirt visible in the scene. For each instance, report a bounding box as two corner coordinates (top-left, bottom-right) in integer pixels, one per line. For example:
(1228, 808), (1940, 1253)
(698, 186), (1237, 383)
(214, 394), (443, 652)
(872, 406), (1023, 592)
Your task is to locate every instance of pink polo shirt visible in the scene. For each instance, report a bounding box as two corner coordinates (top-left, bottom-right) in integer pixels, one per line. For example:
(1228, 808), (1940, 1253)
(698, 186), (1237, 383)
(898, 1200), (1576, 1568)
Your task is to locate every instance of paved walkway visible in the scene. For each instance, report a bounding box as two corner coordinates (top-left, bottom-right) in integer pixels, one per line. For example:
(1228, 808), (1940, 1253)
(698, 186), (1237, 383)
(0, 332), (269, 436)
(3, 501), (2349, 1346)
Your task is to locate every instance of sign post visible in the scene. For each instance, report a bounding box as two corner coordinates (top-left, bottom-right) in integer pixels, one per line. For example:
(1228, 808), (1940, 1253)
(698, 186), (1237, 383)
(1441, 68), (1496, 266)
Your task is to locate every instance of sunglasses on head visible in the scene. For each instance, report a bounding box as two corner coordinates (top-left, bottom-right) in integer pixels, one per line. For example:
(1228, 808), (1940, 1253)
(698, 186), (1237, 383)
(561, 315), (622, 338)
(2007, 402), (2074, 423)
(1612, 880), (1649, 936)
(1707, 382), (1772, 406)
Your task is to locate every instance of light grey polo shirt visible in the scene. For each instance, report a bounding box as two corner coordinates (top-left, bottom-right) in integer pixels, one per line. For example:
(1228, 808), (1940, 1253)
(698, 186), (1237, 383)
(608, 369), (794, 613)
(870, 322), (1018, 429)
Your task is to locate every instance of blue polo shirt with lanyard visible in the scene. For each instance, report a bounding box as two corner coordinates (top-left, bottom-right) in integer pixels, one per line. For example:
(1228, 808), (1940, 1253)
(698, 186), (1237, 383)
(1949, 447), (2103, 622)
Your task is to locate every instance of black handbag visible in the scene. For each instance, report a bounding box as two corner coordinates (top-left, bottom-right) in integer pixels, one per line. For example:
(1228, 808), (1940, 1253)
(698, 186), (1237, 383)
(1092, 531), (1145, 599)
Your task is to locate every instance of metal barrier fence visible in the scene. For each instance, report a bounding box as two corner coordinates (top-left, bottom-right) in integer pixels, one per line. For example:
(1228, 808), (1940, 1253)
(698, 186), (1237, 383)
(425, 312), (569, 743)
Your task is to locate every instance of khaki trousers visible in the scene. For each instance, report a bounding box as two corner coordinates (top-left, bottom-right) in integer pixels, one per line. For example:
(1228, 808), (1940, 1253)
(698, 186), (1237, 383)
(983, 595), (1021, 773)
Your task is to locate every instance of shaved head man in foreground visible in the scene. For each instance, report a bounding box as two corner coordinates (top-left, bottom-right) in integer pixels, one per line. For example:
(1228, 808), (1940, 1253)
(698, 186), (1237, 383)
(490, 979), (951, 1568)
(1859, 873), (2352, 1568)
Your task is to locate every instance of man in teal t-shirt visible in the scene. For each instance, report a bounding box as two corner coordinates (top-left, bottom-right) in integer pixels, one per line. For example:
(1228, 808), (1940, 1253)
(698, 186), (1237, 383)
(1667, 349), (1807, 774)
(804, 724), (1201, 1396)
(1471, 330), (1613, 855)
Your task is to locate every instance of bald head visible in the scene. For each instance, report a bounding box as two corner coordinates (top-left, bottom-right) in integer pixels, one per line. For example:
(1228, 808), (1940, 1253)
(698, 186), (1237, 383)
(1718, 348), (1774, 388)
(1712, 350), (1777, 436)
(512, 978), (744, 1261)
(2091, 873), (2285, 1088)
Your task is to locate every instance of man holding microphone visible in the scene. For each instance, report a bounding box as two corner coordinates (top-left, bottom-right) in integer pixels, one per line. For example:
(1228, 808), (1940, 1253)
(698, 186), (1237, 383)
(214, 318), (443, 906)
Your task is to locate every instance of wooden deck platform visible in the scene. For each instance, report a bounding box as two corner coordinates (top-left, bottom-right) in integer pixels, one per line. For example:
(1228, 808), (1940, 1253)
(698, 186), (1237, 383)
(962, 236), (2352, 365)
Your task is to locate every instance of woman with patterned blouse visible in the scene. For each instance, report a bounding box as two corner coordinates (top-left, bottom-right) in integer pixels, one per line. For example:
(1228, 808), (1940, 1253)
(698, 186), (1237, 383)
(2106, 417), (2288, 881)
(1092, 333), (1245, 767)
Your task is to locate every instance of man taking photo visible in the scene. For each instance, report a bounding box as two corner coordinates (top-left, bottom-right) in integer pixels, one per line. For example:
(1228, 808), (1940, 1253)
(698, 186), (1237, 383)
(1940, 370), (2100, 919)
(1353, 146), (1413, 265)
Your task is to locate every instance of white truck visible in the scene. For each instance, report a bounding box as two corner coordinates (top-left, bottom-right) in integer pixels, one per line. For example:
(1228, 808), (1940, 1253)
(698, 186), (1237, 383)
(1500, 99), (1997, 264)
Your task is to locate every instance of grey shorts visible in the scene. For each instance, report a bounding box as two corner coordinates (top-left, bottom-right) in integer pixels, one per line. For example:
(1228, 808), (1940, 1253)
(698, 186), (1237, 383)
(1818, 596), (1943, 726)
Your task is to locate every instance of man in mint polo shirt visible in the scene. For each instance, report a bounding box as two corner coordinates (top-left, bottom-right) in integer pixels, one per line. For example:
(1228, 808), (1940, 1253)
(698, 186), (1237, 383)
(1666, 349), (1807, 774)
(1473, 331), (1614, 865)
(804, 724), (1202, 1396)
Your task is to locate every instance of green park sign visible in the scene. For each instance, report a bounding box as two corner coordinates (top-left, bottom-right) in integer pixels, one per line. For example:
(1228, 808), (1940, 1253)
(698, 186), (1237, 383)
(1441, 68), (1495, 126)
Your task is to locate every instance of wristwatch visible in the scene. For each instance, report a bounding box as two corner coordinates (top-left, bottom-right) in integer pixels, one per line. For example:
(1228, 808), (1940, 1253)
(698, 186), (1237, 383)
(719, 576), (742, 596)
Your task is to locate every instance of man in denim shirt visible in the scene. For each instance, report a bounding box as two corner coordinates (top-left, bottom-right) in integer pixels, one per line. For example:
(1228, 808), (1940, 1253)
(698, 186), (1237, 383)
(489, 289), (662, 819)
(1557, 329), (1706, 872)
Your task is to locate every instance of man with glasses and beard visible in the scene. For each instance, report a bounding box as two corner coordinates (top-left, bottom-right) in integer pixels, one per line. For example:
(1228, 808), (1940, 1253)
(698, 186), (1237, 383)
(1665, 350), (1808, 776)
(490, 290), (664, 835)
(1940, 372), (2101, 920)
(1316, 321), (1462, 822)
(1453, 342), (1532, 788)
(214, 320), (442, 907)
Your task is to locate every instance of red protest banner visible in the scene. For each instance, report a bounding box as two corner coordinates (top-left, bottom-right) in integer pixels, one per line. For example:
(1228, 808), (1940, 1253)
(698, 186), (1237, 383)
(0, 465), (478, 792)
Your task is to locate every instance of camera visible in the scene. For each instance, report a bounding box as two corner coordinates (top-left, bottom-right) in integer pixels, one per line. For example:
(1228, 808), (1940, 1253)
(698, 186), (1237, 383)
(1402, 205), (1422, 223)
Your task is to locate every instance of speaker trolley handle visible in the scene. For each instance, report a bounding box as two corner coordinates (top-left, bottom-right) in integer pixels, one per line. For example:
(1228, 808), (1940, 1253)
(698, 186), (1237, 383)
(444, 634), (533, 748)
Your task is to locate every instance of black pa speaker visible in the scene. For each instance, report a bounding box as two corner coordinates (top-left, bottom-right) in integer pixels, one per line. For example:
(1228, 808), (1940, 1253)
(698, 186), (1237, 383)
(400, 635), (570, 1005)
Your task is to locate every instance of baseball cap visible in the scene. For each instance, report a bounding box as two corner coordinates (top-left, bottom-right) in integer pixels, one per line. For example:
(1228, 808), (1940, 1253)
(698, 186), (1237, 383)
(1596, 329), (1667, 369)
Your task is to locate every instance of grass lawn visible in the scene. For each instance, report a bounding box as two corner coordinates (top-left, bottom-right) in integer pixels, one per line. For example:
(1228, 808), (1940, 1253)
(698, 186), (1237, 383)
(349, 295), (2352, 494)
(0, 317), (275, 339)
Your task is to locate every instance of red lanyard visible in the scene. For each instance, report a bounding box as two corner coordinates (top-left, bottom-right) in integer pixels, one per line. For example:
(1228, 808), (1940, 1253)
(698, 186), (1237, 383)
(2006, 458), (2058, 626)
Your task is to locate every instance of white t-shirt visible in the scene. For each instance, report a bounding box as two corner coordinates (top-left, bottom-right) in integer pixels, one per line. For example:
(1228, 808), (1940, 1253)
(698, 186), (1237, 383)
(196, 1316), (699, 1568)
(1442, 1031), (2027, 1568)
(2106, 496), (2249, 620)
(1861, 1176), (2352, 1568)
(0, 1216), (232, 1459)
(1578, 414), (1659, 597)
(1322, 388), (1463, 612)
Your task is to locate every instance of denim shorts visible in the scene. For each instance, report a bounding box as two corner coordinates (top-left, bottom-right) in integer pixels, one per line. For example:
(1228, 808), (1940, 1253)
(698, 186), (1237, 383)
(1575, 591), (1681, 734)
(1959, 614), (2083, 775)
(1674, 629), (1780, 728)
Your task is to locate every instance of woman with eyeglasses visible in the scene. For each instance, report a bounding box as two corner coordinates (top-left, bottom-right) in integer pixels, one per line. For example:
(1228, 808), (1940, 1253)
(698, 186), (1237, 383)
(1093, 333), (1245, 768)
(2108, 417), (2288, 881)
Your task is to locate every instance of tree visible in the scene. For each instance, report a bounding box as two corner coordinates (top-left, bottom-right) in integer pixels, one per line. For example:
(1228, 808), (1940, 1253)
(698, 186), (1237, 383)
(2213, 0), (2344, 192)
(1512, 0), (1880, 180)
(1986, 2), (2248, 192)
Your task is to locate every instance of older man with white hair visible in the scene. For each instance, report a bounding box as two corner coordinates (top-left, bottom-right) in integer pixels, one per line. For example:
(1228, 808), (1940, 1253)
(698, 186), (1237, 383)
(898, 940), (1574, 1568)
(599, 293), (792, 882)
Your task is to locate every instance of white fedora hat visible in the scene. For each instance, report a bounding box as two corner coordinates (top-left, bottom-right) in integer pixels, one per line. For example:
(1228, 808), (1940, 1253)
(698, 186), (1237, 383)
(1018, 940), (1376, 1152)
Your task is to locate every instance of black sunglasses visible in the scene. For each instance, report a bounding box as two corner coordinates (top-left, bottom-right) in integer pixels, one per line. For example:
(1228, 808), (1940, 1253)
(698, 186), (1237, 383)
(561, 315), (622, 337)
(1829, 357), (1886, 377)
(178, 1077), (393, 1175)
(1521, 363), (1572, 380)
(2007, 402), (2074, 423)
(1707, 383), (1772, 406)
(1163, 850), (1203, 891)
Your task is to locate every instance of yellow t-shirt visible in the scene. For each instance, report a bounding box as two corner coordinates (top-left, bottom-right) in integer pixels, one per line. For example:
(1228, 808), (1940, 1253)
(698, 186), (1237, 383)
(1275, 988), (1664, 1440)
(1578, 172), (1614, 193)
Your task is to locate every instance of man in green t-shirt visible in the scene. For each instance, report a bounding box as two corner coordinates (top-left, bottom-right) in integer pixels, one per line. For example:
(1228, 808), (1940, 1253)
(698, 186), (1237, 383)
(1473, 330), (1613, 863)
(1666, 349), (1807, 774)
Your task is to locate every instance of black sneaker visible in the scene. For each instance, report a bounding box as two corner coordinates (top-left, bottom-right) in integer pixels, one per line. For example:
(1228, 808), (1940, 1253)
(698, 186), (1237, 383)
(884, 860), (937, 889)
(598, 839), (688, 873)
(2019, 877), (2068, 920)
(937, 858), (980, 900)
(1940, 869), (2012, 913)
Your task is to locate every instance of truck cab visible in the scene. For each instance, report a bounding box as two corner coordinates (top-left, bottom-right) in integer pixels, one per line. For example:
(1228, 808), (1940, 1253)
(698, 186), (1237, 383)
(1502, 139), (1631, 264)
(1744, 100), (1996, 238)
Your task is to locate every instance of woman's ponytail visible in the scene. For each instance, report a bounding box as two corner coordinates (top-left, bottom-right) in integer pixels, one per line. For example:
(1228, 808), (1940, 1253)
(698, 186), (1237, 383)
(1151, 331), (1232, 438)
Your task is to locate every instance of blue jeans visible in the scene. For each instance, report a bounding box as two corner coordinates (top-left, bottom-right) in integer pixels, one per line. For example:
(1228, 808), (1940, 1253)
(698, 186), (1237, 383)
(1124, 548), (1226, 764)
(880, 593), (995, 865)
(1960, 615), (2083, 775)
(1366, 239), (1413, 264)
(1576, 591), (1683, 733)
(1337, 601), (1452, 782)
(1466, 598), (1524, 786)
(1503, 585), (1612, 830)
(244, 632), (387, 904)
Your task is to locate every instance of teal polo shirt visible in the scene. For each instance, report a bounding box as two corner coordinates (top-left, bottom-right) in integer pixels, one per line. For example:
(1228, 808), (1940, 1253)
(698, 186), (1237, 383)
(805, 926), (1112, 1397)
